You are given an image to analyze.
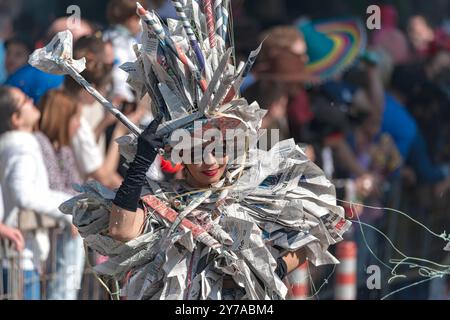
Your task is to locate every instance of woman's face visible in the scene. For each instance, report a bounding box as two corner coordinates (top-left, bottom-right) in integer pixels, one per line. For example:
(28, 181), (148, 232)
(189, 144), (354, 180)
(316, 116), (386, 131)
(10, 88), (41, 130)
(184, 151), (229, 188)
(5, 43), (30, 75)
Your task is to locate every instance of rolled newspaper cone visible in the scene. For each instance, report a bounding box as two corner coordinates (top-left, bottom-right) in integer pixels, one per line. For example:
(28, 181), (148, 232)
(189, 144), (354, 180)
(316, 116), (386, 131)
(222, 0), (230, 43)
(203, 0), (216, 50)
(171, 0), (206, 71)
(203, 0), (219, 68)
(137, 2), (207, 92)
(214, 0), (223, 40)
(223, 42), (263, 103)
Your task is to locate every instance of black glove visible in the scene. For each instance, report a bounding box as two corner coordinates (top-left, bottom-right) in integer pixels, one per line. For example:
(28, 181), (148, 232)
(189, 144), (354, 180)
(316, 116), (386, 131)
(275, 257), (288, 280)
(113, 115), (164, 212)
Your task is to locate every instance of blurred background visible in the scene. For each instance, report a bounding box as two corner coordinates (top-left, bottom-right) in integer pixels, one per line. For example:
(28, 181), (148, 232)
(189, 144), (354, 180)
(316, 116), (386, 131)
(0, 0), (449, 300)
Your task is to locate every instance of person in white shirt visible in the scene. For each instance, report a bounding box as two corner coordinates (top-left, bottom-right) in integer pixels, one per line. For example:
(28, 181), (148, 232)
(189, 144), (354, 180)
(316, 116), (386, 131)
(0, 86), (73, 300)
(104, 0), (143, 105)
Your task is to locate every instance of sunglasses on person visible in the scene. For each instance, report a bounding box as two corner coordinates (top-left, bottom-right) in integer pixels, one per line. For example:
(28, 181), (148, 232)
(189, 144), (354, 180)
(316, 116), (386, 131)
(184, 140), (246, 165)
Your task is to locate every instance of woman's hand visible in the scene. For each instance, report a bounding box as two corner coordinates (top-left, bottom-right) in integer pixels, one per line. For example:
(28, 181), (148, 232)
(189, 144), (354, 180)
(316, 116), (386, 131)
(112, 115), (164, 213)
(135, 114), (165, 161)
(0, 224), (25, 252)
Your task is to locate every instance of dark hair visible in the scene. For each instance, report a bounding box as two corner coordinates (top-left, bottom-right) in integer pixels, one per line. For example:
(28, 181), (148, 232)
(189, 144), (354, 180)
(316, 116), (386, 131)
(64, 35), (113, 94)
(4, 36), (34, 54)
(242, 80), (287, 110)
(408, 80), (447, 116)
(0, 86), (19, 135)
(343, 66), (370, 92)
(107, 0), (143, 25)
(390, 64), (427, 98)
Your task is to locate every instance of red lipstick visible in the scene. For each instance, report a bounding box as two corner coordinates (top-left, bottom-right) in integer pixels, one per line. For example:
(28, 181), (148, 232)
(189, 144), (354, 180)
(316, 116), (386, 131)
(202, 169), (219, 177)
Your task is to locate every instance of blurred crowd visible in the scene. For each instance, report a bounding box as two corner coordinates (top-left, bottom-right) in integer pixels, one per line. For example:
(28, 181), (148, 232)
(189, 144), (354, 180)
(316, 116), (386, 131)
(0, 0), (449, 300)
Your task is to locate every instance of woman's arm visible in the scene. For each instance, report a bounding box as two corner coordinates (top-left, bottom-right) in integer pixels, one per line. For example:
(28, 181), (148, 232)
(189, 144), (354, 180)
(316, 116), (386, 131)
(109, 205), (146, 242)
(275, 247), (307, 280)
(109, 116), (163, 242)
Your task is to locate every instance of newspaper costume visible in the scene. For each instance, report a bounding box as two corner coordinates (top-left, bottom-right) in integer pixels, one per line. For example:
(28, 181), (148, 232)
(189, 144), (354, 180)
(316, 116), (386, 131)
(32, 1), (351, 300)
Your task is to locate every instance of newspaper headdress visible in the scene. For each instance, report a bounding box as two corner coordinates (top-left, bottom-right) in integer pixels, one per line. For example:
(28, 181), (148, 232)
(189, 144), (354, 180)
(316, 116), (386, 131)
(119, 2), (268, 173)
(29, 1), (266, 152)
(129, 2), (265, 146)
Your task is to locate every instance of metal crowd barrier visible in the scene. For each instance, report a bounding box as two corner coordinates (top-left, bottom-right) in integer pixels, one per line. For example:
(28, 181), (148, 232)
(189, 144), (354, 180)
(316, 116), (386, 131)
(0, 227), (109, 300)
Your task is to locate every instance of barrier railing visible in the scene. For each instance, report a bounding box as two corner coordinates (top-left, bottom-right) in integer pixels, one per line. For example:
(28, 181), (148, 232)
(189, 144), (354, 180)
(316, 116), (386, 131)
(0, 227), (109, 300)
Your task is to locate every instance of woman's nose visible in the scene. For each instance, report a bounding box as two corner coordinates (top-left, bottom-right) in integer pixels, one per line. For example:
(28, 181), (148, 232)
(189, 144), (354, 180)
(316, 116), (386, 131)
(203, 151), (218, 166)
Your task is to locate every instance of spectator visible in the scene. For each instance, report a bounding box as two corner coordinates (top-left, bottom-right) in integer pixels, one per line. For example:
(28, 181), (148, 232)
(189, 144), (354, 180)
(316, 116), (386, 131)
(371, 4), (411, 65)
(36, 89), (85, 300)
(389, 65), (450, 188)
(407, 15), (450, 63)
(4, 36), (33, 78)
(0, 86), (72, 300)
(425, 48), (450, 81)
(4, 17), (95, 104)
(244, 21), (370, 178)
(0, 13), (13, 83)
(71, 35), (114, 152)
(147, 0), (177, 21)
(298, 18), (373, 178)
(64, 35), (128, 189)
(354, 50), (419, 164)
(244, 26), (312, 144)
(104, 0), (144, 105)
(45, 17), (94, 43)
(345, 115), (402, 299)
(407, 15), (436, 59)
(4, 64), (64, 105)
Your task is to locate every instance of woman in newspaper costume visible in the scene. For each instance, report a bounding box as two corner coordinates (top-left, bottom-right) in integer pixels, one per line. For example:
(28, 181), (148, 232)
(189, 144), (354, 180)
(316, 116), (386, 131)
(50, 1), (351, 300)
